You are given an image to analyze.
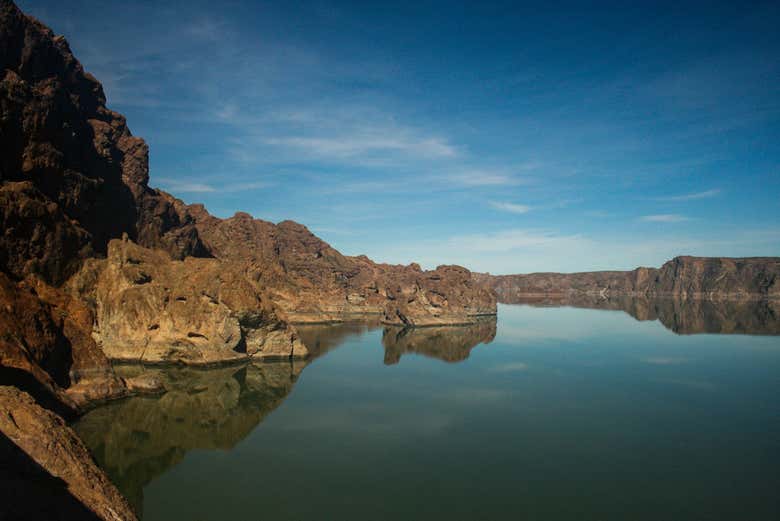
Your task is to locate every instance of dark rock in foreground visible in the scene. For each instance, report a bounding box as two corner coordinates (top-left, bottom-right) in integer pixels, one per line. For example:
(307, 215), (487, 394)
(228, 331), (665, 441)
(0, 386), (137, 521)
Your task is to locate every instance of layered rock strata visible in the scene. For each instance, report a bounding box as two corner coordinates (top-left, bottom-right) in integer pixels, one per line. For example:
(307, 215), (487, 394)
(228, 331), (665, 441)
(477, 256), (780, 302)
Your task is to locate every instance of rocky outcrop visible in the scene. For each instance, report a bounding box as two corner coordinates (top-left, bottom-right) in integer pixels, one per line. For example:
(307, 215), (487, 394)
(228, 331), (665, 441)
(478, 256), (780, 301)
(0, 272), (128, 415)
(187, 209), (496, 326)
(70, 237), (308, 364)
(1, 0), (495, 382)
(0, 0), (493, 515)
(0, 386), (137, 521)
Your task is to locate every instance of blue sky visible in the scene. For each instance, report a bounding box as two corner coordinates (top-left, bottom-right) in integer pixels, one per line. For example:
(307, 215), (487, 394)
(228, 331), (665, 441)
(21, 0), (780, 273)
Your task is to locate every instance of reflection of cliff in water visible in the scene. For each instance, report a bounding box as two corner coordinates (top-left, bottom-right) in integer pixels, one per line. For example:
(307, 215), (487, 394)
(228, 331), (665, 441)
(73, 362), (304, 516)
(382, 317), (497, 364)
(295, 319), (382, 358)
(502, 295), (780, 335)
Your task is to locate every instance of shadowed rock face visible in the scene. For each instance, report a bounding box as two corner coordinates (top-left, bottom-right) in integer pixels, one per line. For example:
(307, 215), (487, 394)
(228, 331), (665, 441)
(0, 1), (207, 287)
(382, 317), (497, 365)
(502, 295), (780, 335)
(73, 362), (304, 516)
(477, 256), (780, 301)
(0, 271), (127, 416)
(0, 386), (138, 521)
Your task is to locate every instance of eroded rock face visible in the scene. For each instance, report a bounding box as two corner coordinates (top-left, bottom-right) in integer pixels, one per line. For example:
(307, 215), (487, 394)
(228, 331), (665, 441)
(1, 0), (495, 382)
(0, 0), (206, 286)
(0, 386), (138, 521)
(477, 256), (780, 301)
(187, 209), (497, 326)
(0, 272), (126, 414)
(71, 238), (308, 364)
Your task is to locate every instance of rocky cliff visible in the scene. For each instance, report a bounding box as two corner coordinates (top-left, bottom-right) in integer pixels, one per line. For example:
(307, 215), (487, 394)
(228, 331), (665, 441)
(477, 256), (780, 302)
(0, 0), (493, 377)
(0, 1), (495, 515)
(179, 205), (497, 326)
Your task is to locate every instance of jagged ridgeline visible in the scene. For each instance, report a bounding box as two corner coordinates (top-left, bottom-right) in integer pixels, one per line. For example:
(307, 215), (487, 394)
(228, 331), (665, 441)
(0, 0), (496, 404)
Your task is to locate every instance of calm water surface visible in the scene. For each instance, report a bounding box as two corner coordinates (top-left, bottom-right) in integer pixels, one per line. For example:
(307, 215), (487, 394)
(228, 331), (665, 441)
(75, 303), (780, 520)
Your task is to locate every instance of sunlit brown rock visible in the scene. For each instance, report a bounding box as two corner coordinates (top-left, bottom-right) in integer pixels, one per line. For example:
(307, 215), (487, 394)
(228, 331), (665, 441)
(187, 209), (497, 326)
(71, 237), (308, 364)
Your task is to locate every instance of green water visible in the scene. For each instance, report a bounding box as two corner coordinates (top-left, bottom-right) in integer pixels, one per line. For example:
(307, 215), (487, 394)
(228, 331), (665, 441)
(75, 303), (780, 520)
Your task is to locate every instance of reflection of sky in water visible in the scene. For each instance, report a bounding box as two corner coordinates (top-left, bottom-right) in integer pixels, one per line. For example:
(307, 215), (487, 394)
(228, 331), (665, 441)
(79, 303), (779, 521)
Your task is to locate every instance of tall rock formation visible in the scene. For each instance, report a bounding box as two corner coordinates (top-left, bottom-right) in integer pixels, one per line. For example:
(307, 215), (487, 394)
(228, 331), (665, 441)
(0, 0), (494, 378)
(0, 1), (494, 515)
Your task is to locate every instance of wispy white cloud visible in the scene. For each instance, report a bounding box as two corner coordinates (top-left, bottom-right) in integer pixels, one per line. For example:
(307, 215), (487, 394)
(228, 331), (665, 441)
(359, 225), (780, 275)
(654, 189), (721, 202)
(445, 229), (590, 254)
(639, 214), (690, 223)
(155, 177), (268, 194)
(155, 178), (216, 193)
(442, 171), (524, 187)
(263, 134), (455, 159)
(489, 201), (532, 214)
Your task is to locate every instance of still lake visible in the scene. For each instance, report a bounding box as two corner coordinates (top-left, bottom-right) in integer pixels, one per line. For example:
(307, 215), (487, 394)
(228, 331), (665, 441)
(75, 303), (780, 520)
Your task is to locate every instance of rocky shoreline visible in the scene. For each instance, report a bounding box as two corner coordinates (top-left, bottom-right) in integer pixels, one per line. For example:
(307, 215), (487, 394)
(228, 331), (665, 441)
(476, 256), (780, 303)
(0, 0), (778, 519)
(0, 1), (495, 517)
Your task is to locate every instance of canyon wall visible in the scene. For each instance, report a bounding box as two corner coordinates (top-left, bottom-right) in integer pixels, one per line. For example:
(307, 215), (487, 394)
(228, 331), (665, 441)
(0, 0), (494, 382)
(477, 256), (780, 302)
(0, 1), (494, 517)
